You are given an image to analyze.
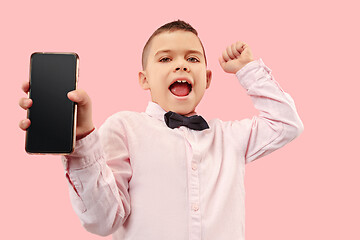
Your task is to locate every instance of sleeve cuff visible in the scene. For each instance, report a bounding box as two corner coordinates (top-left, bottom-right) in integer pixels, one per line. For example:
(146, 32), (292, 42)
(61, 128), (104, 171)
(235, 58), (272, 90)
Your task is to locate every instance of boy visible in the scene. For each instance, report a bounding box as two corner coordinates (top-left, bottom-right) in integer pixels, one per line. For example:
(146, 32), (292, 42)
(19, 20), (303, 240)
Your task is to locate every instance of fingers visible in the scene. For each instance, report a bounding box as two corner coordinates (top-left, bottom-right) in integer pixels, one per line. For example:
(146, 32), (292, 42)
(19, 97), (33, 110)
(222, 49), (231, 62)
(19, 82), (31, 131)
(218, 56), (226, 69)
(226, 46), (236, 59)
(222, 41), (247, 62)
(231, 44), (241, 58)
(235, 41), (247, 54)
(21, 81), (30, 93)
(19, 119), (31, 131)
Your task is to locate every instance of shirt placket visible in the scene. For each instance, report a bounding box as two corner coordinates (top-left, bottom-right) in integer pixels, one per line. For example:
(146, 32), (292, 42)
(182, 127), (202, 240)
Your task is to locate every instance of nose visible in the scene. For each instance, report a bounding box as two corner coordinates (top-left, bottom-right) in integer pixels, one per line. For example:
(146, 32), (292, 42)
(174, 61), (190, 72)
(175, 67), (189, 72)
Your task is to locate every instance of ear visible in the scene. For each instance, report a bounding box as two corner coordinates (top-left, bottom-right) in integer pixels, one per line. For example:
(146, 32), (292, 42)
(138, 70), (150, 90)
(205, 69), (212, 89)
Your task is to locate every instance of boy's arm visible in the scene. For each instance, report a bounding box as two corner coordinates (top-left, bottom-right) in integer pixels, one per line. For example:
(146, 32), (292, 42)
(18, 81), (130, 236)
(62, 116), (131, 236)
(220, 42), (304, 163)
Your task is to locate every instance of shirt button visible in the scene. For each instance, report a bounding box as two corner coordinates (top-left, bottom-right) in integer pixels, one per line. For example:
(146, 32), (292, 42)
(191, 162), (198, 171)
(192, 203), (199, 211)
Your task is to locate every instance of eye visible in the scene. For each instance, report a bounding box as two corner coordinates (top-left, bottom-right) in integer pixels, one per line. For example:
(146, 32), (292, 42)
(187, 57), (199, 62)
(159, 57), (171, 62)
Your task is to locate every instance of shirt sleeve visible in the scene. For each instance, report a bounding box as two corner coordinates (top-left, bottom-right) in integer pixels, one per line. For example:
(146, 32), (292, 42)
(231, 58), (304, 163)
(61, 115), (132, 236)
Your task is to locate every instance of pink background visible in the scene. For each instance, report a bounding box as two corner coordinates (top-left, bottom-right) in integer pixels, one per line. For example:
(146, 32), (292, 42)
(1, 0), (359, 239)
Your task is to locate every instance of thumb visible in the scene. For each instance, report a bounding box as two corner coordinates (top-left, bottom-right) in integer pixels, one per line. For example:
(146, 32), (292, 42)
(67, 89), (91, 106)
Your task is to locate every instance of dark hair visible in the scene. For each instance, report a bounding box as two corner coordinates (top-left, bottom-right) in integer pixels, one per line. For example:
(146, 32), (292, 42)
(141, 19), (207, 70)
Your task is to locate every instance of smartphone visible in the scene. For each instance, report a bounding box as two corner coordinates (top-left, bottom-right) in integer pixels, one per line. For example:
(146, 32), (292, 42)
(25, 52), (79, 154)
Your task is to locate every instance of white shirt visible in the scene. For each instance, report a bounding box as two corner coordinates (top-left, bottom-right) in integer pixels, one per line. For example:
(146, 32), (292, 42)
(62, 59), (303, 240)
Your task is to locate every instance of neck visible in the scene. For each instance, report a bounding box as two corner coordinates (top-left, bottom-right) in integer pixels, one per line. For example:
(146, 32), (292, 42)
(183, 111), (197, 117)
(152, 101), (197, 117)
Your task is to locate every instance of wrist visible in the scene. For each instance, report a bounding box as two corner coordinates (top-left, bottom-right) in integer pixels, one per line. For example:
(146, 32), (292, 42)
(237, 59), (254, 72)
(76, 127), (95, 140)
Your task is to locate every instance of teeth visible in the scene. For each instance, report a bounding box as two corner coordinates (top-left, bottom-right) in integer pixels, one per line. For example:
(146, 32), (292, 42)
(176, 80), (189, 84)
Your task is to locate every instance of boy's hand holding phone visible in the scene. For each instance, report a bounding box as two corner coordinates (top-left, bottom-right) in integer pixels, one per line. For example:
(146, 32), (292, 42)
(19, 83), (95, 143)
(67, 89), (95, 140)
(219, 41), (254, 74)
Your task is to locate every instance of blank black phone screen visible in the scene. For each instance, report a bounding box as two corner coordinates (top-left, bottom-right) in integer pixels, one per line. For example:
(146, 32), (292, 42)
(26, 53), (78, 154)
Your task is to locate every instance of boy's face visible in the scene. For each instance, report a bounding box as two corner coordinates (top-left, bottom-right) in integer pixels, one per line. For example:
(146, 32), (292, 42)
(139, 30), (212, 115)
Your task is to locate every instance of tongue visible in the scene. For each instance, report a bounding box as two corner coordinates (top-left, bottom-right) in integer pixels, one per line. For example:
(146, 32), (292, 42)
(170, 82), (190, 97)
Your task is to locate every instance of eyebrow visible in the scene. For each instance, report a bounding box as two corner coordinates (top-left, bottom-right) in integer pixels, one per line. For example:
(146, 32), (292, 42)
(154, 49), (203, 57)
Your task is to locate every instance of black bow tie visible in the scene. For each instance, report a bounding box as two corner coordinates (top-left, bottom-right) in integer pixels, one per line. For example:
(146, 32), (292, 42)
(164, 111), (209, 131)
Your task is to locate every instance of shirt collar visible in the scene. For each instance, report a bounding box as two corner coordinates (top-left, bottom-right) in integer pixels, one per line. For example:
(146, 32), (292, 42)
(145, 101), (199, 122)
(145, 101), (167, 122)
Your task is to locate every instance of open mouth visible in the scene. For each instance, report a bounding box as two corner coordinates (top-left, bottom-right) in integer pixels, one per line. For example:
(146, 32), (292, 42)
(169, 80), (192, 97)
